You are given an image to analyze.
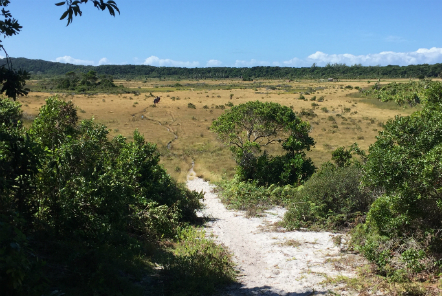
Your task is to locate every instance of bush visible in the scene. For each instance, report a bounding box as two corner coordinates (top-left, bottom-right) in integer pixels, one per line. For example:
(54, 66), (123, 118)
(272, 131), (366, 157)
(351, 82), (442, 281)
(0, 96), (206, 295)
(283, 165), (373, 230)
(216, 176), (273, 215)
(161, 227), (235, 296)
(187, 103), (196, 109)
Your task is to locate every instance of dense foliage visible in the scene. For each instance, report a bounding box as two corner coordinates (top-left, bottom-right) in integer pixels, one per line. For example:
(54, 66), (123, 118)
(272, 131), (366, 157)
(282, 164), (373, 230)
(362, 79), (439, 106)
(36, 70), (118, 92)
(0, 96), (220, 295)
(4, 58), (442, 80)
(351, 82), (442, 281)
(211, 101), (315, 186)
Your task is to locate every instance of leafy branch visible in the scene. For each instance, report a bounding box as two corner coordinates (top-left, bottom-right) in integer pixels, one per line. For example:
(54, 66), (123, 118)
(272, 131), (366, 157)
(56, 0), (120, 26)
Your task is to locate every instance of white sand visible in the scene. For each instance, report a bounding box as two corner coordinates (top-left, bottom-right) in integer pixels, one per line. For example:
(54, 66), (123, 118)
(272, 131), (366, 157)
(187, 171), (364, 295)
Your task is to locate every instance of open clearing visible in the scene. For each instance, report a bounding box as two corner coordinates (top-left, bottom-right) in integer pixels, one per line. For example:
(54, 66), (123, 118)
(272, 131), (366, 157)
(19, 79), (418, 182)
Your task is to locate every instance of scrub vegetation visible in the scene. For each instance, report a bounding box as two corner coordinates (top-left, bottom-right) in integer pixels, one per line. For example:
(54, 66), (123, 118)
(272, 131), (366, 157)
(215, 81), (442, 294)
(4, 74), (442, 294)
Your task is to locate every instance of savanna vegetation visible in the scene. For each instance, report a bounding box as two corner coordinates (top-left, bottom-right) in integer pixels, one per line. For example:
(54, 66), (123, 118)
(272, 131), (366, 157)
(0, 96), (236, 296)
(4, 75), (442, 295)
(214, 81), (442, 294)
(2, 1), (442, 295)
(1, 1), (236, 296)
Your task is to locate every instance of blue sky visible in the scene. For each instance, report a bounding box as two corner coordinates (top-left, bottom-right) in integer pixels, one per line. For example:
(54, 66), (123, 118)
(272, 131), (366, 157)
(3, 0), (442, 67)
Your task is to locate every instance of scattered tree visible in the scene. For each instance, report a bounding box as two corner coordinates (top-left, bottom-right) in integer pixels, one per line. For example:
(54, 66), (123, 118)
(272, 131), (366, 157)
(211, 101), (315, 185)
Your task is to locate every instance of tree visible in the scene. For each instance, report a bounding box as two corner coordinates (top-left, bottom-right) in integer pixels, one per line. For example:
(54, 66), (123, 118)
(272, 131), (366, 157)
(211, 101), (315, 185)
(0, 0), (119, 100)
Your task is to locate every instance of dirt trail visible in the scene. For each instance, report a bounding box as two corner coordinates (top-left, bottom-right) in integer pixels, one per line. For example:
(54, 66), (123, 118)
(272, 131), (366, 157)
(186, 168), (362, 296)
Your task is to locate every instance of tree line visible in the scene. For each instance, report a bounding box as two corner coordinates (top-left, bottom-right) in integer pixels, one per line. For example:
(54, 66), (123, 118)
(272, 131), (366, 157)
(3, 57), (442, 80)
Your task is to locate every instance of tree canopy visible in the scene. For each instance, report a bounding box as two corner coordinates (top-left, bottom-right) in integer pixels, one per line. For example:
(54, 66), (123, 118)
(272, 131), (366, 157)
(211, 101), (315, 185)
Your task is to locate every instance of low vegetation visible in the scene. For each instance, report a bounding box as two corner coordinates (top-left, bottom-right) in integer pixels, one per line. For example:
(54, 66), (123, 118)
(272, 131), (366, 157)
(0, 97), (235, 296)
(3, 76), (442, 294)
(214, 81), (442, 294)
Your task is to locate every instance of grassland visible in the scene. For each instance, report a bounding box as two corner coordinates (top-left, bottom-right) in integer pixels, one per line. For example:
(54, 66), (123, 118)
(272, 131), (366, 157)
(18, 78), (422, 183)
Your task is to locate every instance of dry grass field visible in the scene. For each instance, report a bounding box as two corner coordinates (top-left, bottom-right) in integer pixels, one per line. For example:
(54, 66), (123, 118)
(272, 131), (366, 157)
(18, 79), (419, 183)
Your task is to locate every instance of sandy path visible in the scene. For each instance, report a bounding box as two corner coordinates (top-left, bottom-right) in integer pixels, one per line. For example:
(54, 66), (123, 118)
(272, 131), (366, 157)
(187, 170), (362, 296)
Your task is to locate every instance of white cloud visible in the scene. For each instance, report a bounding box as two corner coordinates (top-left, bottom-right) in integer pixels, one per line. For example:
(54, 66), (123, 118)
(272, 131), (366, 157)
(98, 57), (111, 65)
(282, 57), (308, 67)
(384, 35), (407, 43)
(143, 56), (199, 67)
(54, 56), (95, 65)
(234, 59), (269, 67)
(206, 59), (222, 67)
(282, 47), (442, 67)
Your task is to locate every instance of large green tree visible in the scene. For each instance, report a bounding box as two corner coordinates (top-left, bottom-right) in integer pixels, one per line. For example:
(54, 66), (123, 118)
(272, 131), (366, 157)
(211, 101), (315, 185)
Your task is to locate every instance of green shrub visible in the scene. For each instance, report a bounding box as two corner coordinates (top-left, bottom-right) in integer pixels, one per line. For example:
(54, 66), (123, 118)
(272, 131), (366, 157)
(161, 227), (235, 296)
(187, 103), (196, 109)
(225, 102), (234, 107)
(351, 82), (442, 281)
(0, 96), (205, 295)
(283, 165), (373, 230)
(216, 176), (273, 215)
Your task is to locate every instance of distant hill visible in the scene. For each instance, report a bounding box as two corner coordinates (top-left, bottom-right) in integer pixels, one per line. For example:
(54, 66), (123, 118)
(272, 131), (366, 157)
(2, 57), (442, 80)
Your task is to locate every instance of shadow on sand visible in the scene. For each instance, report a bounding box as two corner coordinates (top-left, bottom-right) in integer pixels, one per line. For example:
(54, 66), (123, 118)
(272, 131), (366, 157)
(219, 283), (332, 296)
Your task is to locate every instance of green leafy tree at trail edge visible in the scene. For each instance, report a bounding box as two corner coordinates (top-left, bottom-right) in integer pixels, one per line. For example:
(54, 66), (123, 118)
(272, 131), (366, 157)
(211, 100), (316, 186)
(0, 0), (119, 101)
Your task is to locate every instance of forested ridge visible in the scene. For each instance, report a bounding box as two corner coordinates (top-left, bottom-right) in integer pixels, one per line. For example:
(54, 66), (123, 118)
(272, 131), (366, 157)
(3, 57), (442, 80)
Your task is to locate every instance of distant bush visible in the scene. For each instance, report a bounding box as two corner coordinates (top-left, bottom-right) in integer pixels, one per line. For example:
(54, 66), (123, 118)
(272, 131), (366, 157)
(188, 103), (196, 109)
(299, 108), (316, 117)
